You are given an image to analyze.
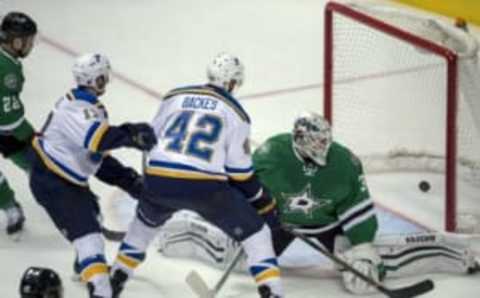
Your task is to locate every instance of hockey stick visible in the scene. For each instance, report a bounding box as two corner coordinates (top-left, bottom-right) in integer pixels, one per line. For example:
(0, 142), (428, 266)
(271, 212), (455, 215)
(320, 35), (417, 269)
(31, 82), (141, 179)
(186, 247), (244, 298)
(285, 227), (434, 298)
(102, 152), (148, 242)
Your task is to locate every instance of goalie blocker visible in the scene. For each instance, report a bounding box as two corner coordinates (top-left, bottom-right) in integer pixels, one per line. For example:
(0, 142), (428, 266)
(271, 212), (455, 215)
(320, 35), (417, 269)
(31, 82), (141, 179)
(157, 210), (479, 295)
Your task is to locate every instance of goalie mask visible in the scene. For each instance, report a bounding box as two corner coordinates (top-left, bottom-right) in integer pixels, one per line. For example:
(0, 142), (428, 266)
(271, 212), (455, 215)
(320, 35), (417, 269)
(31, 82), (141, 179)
(72, 53), (111, 95)
(292, 112), (332, 166)
(207, 52), (244, 94)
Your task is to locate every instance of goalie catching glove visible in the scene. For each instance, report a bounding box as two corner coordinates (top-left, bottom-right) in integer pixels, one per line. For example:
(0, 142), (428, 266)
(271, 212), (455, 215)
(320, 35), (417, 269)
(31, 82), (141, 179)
(338, 242), (385, 295)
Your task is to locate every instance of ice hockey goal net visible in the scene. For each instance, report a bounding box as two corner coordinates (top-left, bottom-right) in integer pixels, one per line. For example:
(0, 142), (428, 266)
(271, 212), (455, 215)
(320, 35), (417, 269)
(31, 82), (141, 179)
(324, 1), (480, 232)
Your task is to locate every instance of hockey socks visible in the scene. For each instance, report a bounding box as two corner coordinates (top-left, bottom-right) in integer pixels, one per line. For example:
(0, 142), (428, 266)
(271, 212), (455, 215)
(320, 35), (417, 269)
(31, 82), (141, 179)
(0, 174), (15, 209)
(114, 242), (146, 273)
(73, 233), (112, 297)
(111, 216), (157, 282)
(242, 224), (283, 297)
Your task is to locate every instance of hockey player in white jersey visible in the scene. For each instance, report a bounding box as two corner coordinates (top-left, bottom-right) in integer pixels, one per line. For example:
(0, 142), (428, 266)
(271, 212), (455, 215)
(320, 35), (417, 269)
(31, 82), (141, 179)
(29, 53), (157, 298)
(110, 53), (284, 298)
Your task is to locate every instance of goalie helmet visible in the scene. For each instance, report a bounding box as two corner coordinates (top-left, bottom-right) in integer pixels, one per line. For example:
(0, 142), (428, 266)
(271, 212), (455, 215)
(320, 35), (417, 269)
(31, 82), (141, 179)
(72, 53), (111, 95)
(19, 267), (63, 298)
(292, 112), (332, 166)
(207, 52), (244, 93)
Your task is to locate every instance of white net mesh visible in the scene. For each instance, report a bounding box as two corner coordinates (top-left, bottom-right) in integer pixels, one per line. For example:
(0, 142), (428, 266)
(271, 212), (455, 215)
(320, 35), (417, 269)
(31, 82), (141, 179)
(328, 1), (480, 231)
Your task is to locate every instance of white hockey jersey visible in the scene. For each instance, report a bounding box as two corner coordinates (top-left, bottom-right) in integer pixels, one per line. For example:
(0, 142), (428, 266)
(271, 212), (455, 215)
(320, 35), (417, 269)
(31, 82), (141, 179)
(32, 89), (109, 186)
(146, 84), (254, 182)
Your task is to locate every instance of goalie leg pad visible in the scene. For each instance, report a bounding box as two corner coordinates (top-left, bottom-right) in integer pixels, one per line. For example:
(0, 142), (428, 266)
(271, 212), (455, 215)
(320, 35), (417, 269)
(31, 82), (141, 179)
(157, 210), (242, 270)
(375, 232), (479, 277)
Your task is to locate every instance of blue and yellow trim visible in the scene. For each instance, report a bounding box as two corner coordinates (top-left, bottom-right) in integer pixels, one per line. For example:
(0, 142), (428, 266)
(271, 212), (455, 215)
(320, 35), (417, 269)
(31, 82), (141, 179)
(250, 258), (281, 284)
(257, 201), (276, 215)
(32, 137), (88, 186)
(225, 166), (254, 181)
(116, 254), (141, 269)
(116, 242), (146, 269)
(255, 268), (281, 283)
(146, 160), (228, 181)
(84, 121), (109, 152)
(81, 263), (109, 282)
(163, 85), (250, 123)
(79, 254), (109, 282)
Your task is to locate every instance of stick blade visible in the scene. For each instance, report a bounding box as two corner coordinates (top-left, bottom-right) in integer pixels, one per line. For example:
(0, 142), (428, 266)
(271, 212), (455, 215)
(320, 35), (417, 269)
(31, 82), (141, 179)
(387, 279), (434, 298)
(186, 271), (215, 298)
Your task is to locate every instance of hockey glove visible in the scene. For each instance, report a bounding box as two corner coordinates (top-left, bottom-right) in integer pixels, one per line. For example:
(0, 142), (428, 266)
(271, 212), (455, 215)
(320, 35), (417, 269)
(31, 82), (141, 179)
(338, 243), (385, 295)
(0, 135), (32, 158)
(120, 123), (157, 151)
(250, 190), (281, 231)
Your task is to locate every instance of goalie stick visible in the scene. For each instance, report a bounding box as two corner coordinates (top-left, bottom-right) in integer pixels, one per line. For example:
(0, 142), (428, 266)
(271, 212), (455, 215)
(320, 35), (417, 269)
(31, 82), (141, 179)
(285, 227), (435, 298)
(186, 247), (244, 298)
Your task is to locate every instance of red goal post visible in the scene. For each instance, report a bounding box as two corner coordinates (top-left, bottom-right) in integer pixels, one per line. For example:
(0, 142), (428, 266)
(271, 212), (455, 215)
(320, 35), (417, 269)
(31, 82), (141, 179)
(323, 1), (480, 231)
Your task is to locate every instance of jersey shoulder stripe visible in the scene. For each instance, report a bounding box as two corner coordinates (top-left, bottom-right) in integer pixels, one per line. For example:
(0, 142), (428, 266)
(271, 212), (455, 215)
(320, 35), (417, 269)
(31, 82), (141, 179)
(163, 84), (250, 123)
(84, 121), (109, 152)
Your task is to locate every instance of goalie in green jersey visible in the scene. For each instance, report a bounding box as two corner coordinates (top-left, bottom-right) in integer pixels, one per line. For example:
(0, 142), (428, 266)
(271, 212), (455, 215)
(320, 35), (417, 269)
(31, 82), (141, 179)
(156, 111), (479, 295)
(0, 12), (37, 239)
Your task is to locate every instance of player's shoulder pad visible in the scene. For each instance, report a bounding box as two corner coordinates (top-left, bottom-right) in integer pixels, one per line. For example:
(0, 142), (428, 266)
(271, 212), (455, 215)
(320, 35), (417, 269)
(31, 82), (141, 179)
(163, 84), (205, 100)
(329, 141), (363, 169)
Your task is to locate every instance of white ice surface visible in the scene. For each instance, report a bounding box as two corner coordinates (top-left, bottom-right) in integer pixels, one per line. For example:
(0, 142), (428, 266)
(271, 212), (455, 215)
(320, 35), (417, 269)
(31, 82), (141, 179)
(1, 0), (480, 297)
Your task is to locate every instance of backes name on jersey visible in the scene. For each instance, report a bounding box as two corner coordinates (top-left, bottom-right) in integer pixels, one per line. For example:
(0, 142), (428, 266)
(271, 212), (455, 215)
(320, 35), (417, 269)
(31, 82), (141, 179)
(405, 235), (436, 244)
(182, 96), (218, 111)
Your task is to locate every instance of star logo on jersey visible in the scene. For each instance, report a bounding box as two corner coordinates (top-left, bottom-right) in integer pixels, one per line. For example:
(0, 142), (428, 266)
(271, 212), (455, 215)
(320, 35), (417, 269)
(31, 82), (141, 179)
(283, 184), (331, 218)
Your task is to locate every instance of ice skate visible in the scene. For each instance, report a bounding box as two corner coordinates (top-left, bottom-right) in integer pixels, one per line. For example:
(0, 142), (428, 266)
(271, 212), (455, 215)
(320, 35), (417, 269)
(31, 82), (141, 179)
(111, 269), (128, 298)
(5, 201), (25, 241)
(258, 285), (282, 298)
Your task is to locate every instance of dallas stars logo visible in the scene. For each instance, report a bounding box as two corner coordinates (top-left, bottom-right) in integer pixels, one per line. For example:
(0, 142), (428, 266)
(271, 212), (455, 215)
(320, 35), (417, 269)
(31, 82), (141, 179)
(283, 184), (330, 218)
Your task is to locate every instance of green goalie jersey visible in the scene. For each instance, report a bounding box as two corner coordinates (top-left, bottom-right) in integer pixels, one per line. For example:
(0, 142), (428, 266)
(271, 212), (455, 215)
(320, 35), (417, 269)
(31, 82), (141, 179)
(253, 133), (378, 245)
(0, 49), (33, 140)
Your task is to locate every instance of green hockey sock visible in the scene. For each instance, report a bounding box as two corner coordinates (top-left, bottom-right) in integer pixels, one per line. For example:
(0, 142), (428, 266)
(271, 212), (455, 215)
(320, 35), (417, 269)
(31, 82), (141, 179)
(0, 174), (15, 209)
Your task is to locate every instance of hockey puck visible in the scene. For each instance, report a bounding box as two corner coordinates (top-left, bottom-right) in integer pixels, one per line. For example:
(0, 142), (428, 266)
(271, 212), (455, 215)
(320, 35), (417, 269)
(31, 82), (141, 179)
(419, 180), (430, 193)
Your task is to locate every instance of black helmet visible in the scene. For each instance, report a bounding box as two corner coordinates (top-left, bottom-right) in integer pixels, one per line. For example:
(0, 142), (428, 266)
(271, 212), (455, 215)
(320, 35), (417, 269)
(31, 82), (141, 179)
(1, 12), (37, 40)
(19, 267), (63, 298)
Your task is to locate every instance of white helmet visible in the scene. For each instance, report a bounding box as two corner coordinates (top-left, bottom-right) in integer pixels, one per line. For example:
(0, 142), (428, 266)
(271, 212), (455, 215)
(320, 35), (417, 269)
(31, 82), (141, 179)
(292, 112), (332, 166)
(72, 53), (111, 95)
(207, 52), (244, 93)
